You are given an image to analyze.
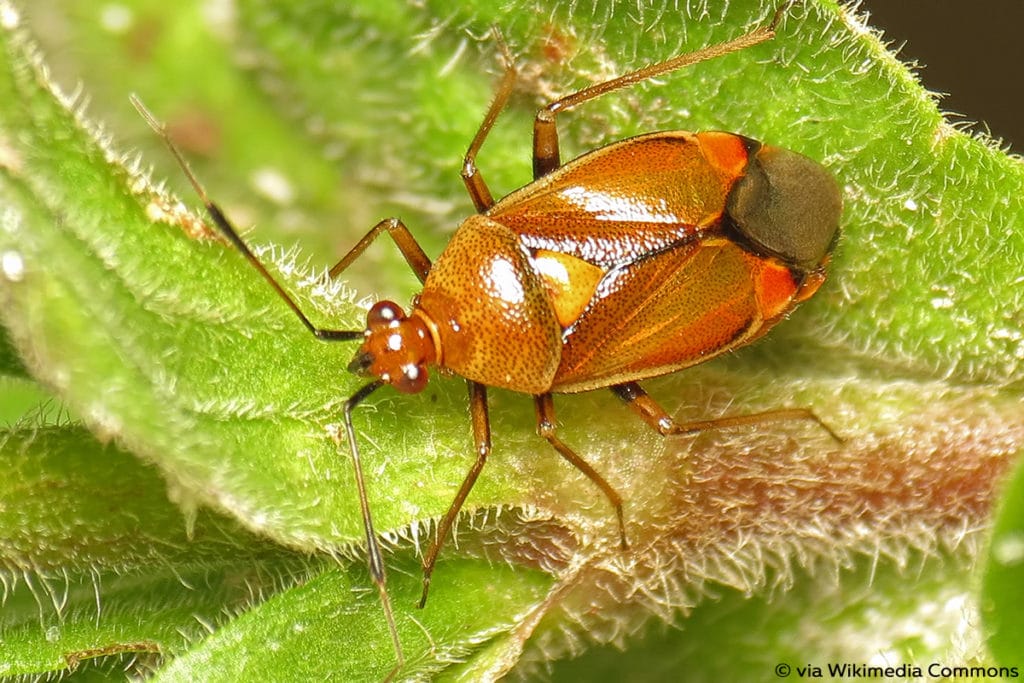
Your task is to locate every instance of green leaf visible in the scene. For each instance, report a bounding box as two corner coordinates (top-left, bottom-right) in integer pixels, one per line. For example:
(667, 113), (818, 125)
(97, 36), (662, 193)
(2, 0), (1022, 679)
(0, 426), (552, 678)
(0, 425), (293, 571)
(549, 552), (983, 681)
(0, 425), (309, 677)
(155, 558), (552, 682)
(0, 376), (51, 424)
(0, 324), (27, 379)
(982, 448), (1024, 672)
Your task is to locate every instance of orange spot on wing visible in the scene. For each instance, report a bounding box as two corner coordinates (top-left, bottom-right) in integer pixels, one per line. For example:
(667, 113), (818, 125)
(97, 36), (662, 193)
(696, 131), (750, 179)
(793, 262), (830, 304)
(757, 259), (800, 320)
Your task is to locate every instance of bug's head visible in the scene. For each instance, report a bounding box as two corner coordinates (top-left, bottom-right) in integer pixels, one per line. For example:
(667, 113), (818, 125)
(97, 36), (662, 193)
(347, 300), (438, 394)
(725, 144), (843, 272)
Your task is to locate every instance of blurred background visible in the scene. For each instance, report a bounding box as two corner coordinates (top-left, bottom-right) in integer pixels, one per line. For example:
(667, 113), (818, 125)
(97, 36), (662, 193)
(860, 0), (1023, 153)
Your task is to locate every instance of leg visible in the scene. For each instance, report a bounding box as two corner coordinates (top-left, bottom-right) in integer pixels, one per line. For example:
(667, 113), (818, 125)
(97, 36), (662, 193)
(327, 217), (432, 284)
(610, 381), (843, 443)
(340, 380), (404, 677)
(419, 380), (492, 608)
(532, 2), (791, 178)
(461, 28), (517, 213)
(535, 394), (628, 549)
(132, 95), (361, 343)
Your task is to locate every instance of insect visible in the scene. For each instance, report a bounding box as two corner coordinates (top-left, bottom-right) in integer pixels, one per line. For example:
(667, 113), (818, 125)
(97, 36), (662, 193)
(134, 1), (840, 676)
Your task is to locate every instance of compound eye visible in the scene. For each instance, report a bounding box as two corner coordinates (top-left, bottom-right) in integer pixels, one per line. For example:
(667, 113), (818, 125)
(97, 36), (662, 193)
(394, 363), (428, 394)
(367, 300), (404, 329)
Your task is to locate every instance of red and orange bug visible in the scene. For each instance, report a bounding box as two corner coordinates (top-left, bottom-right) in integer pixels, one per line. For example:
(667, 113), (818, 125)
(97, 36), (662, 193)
(133, 1), (840, 675)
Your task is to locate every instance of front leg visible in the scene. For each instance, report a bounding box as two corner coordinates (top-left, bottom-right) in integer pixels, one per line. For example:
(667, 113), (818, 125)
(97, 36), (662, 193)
(419, 380), (492, 608)
(327, 217), (432, 284)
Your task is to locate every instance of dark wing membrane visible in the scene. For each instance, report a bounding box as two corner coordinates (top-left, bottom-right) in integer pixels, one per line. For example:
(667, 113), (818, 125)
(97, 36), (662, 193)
(487, 132), (733, 269)
(551, 239), (765, 393)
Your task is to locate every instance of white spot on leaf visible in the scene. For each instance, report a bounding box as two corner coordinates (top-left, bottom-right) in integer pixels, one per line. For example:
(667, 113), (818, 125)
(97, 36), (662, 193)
(251, 167), (294, 206)
(1, 250), (24, 282)
(0, 3), (20, 29)
(992, 531), (1024, 566)
(99, 4), (133, 33)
